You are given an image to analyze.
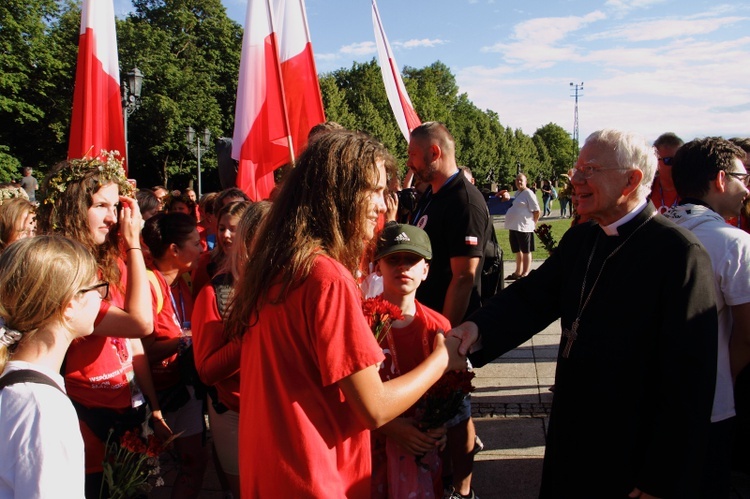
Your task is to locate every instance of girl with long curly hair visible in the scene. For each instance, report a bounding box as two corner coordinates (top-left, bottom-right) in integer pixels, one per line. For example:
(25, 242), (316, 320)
(224, 129), (465, 497)
(37, 153), (169, 498)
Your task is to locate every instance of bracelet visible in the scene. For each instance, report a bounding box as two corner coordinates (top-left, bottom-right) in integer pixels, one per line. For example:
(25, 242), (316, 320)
(126, 247), (142, 253)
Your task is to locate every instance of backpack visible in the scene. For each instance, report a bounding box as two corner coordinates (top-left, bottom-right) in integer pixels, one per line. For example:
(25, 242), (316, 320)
(0, 369), (64, 394)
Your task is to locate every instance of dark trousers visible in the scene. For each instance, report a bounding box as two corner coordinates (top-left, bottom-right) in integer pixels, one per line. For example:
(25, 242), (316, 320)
(701, 417), (735, 499)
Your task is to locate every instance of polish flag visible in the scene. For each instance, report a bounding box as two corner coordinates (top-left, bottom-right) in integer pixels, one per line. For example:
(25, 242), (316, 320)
(232, 0), (325, 201)
(68, 0), (127, 171)
(372, 0), (421, 143)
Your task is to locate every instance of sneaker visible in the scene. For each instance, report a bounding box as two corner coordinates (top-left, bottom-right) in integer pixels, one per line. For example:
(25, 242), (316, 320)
(446, 487), (478, 499)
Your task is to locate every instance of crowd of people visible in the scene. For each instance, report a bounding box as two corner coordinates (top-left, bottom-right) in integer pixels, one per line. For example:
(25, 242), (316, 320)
(0, 123), (749, 499)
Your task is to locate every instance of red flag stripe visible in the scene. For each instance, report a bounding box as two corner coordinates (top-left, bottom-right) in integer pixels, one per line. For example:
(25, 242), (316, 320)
(232, 0), (325, 201)
(68, 0), (126, 171)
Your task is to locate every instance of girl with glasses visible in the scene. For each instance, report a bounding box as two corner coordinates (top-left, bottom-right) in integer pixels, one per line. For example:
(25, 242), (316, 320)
(0, 236), (100, 497)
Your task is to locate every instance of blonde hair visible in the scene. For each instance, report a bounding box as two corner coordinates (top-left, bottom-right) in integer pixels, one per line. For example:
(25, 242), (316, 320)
(0, 236), (97, 373)
(0, 198), (36, 251)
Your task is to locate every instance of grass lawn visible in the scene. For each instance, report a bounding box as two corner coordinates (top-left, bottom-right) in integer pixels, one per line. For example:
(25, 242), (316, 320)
(495, 215), (571, 261)
(494, 190), (572, 261)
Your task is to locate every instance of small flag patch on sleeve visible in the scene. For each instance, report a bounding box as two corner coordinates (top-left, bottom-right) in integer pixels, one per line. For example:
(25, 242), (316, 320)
(465, 236), (478, 246)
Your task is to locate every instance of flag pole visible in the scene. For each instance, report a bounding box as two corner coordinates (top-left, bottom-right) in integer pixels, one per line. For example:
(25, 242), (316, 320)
(265, 0), (296, 166)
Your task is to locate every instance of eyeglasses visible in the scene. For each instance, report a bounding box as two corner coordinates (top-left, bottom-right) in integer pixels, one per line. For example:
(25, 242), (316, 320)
(726, 172), (750, 186)
(572, 165), (631, 179)
(658, 156), (674, 165)
(79, 281), (109, 300)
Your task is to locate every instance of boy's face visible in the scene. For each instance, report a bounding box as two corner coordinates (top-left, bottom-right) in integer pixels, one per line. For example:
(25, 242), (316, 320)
(376, 252), (429, 296)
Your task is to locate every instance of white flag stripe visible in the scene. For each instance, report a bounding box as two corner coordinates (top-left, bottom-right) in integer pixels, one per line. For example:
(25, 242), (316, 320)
(372, 0), (418, 143)
(80, 0), (119, 82)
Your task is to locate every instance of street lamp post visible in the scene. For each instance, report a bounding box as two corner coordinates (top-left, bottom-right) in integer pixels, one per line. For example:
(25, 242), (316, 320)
(122, 67), (143, 169)
(186, 127), (211, 198)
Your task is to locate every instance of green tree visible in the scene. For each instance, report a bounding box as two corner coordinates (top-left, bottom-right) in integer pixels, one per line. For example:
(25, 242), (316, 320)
(403, 61), (458, 125)
(533, 123), (578, 179)
(0, 145), (22, 182)
(0, 0), (78, 171)
(318, 74), (356, 129)
(119, 0), (242, 190)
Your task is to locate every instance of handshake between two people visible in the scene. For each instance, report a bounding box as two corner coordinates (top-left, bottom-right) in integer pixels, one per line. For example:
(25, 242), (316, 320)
(434, 321), (481, 372)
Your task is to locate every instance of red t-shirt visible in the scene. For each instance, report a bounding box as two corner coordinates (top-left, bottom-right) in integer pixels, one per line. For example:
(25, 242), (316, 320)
(147, 266), (183, 391)
(192, 283), (240, 412)
(191, 251), (213, 300)
(239, 255), (384, 498)
(64, 259), (136, 410)
(371, 301), (451, 498)
(378, 300), (450, 383)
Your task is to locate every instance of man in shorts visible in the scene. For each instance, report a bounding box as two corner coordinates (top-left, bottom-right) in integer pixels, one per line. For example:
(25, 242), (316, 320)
(504, 173), (540, 280)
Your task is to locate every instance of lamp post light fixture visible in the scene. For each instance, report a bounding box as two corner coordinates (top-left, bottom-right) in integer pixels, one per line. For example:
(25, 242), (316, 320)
(186, 126), (211, 198)
(121, 67), (143, 169)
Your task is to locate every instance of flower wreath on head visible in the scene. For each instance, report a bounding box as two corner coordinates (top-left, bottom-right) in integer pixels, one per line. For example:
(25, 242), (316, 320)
(0, 185), (29, 205)
(43, 150), (135, 208)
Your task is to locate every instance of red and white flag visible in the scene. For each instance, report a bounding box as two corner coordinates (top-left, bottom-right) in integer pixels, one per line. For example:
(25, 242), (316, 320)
(68, 0), (127, 171)
(372, 0), (421, 143)
(232, 0), (325, 201)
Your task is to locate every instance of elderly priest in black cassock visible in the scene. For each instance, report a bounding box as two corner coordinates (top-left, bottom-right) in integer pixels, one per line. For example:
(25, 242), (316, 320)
(450, 129), (718, 498)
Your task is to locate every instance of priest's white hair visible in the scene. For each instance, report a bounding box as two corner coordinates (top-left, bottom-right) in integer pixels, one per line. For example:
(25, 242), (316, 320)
(584, 129), (657, 201)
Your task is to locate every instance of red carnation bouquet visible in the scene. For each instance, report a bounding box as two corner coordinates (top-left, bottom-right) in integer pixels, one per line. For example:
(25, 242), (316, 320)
(534, 223), (558, 256)
(417, 370), (476, 429)
(361, 296), (475, 429)
(362, 296), (404, 344)
(101, 429), (177, 499)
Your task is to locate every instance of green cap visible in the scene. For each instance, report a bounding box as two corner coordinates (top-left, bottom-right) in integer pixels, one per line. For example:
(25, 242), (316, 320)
(375, 223), (432, 261)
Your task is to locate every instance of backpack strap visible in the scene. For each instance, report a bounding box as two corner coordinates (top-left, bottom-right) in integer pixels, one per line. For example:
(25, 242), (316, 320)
(146, 269), (164, 314)
(0, 369), (65, 394)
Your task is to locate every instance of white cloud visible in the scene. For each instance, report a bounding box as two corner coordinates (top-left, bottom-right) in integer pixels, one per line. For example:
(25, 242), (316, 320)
(457, 31), (750, 145)
(605, 0), (667, 14)
(481, 11), (606, 68)
(315, 53), (339, 62)
(588, 15), (748, 42)
(394, 38), (448, 49)
(340, 41), (377, 56)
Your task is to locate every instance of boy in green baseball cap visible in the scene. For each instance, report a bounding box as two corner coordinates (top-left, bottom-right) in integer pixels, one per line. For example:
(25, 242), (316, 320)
(371, 222), (452, 497)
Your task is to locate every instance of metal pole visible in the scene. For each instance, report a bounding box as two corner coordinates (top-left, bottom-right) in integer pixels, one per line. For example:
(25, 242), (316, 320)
(197, 139), (202, 198)
(123, 102), (129, 169)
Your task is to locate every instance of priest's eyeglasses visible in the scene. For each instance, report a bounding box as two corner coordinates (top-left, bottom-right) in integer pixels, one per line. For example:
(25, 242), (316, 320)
(572, 165), (631, 179)
(79, 281), (109, 300)
(726, 172), (750, 186)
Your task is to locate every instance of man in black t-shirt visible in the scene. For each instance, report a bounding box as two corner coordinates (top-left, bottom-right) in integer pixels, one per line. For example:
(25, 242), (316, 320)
(408, 121), (491, 499)
(409, 123), (492, 325)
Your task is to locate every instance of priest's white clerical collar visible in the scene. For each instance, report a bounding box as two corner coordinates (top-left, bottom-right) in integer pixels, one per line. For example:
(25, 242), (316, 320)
(600, 200), (648, 236)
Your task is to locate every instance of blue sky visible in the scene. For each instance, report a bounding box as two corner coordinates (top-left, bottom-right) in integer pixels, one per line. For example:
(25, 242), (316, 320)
(115, 0), (750, 145)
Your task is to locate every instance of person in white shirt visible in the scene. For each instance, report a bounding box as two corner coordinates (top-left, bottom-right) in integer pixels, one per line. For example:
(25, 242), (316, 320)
(504, 173), (540, 279)
(0, 236), (102, 499)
